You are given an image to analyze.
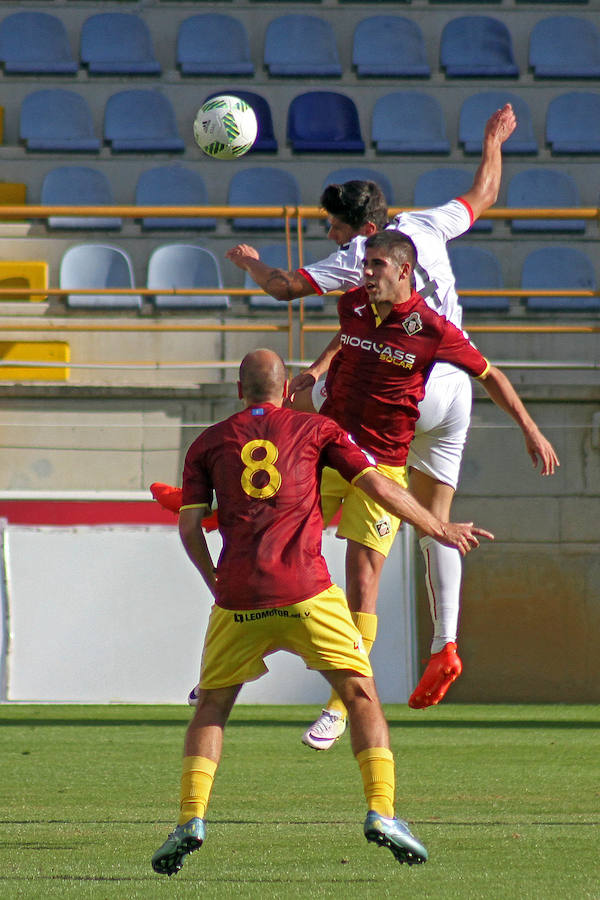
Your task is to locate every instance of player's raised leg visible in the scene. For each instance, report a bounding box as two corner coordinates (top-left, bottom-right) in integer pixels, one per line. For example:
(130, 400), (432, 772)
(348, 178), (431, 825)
(407, 470), (463, 709)
(302, 541), (384, 749)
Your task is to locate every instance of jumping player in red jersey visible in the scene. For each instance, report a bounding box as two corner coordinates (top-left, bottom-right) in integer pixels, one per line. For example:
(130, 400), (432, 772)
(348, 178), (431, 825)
(298, 231), (558, 748)
(151, 349), (493, 877)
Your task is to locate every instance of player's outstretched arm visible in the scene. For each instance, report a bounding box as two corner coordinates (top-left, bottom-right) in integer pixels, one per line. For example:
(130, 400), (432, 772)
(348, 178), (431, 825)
(288, 331), (342, 399)
(460, 103), (517, 221)
(356, 469), (494, 556)
(179, 507), (218, 598)
(226, 243), (315, 301)
(478, 366), (560, 476)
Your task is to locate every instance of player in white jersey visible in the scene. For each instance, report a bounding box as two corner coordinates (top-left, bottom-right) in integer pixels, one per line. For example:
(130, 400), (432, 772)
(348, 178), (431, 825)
(225, 104), (557, 741)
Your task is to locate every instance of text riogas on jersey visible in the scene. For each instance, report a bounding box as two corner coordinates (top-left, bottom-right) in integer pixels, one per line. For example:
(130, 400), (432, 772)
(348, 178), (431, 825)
(339, 333), (417, 369)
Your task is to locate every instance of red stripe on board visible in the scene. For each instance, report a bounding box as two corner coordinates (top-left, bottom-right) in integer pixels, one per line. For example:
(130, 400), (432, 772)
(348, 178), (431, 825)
(0, 500), (178, 526)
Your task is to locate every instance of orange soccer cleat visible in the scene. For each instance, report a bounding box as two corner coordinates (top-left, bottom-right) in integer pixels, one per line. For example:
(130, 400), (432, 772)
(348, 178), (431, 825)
(408, 642), (462, 709)
(150, 482), (219, 532)
(150, 482), (183, 514)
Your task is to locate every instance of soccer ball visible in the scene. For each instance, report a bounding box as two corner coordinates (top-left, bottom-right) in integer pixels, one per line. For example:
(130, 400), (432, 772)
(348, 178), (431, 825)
(193, 95), (258, 160)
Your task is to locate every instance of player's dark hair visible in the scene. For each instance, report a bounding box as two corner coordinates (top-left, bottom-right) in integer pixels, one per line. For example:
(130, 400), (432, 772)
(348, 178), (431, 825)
(320, 180), (388, 231)
(365, 230), (418, 270)
(365, 231), (417, 290)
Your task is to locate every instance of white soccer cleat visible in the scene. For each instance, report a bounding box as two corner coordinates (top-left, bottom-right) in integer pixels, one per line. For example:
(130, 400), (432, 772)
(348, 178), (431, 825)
(302, 709), (347, 750)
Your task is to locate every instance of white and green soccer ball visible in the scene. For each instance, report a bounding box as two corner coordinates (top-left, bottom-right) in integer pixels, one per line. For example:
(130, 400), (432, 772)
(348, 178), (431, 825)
(193, 95), (258, 160)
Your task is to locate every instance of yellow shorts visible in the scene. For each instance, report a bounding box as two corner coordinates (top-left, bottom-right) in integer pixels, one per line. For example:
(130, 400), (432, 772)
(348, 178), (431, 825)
(320, 462), (408, 558)
(199, 584), (372, 690)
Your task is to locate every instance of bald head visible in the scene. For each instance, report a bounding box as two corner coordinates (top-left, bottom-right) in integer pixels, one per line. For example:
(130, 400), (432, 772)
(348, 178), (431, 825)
(238, 349), (287, 405)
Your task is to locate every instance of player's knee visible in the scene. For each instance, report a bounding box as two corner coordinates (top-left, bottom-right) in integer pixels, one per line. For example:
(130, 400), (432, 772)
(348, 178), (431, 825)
(339, 675), (379, 710)
(350, 551), (384, 600)
(192, 686), (238, 723)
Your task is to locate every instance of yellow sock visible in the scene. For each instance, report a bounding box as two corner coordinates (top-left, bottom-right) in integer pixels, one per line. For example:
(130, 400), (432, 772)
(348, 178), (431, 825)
(356, 747), (395, 819)
(325, 612), (378, 718)
(178, 755), (217, 825)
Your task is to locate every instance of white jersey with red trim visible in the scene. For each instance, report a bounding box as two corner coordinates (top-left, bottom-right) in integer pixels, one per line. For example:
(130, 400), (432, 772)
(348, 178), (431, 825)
(300, 198), (473, 330)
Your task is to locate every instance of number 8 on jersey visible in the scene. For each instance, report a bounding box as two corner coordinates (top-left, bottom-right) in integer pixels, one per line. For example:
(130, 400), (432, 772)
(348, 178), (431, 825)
(240, 439), (282, 500)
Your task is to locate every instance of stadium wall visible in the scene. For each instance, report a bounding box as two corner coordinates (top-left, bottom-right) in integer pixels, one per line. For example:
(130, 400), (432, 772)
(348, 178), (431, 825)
(0, 382), (598, 703)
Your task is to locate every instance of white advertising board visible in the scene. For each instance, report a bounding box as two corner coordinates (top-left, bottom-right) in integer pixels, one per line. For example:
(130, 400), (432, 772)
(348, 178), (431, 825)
(1, 523), (416, 704)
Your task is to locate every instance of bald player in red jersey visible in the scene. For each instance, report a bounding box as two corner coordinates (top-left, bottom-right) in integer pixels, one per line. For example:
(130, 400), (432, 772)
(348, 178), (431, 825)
(151, 349), (493, 878)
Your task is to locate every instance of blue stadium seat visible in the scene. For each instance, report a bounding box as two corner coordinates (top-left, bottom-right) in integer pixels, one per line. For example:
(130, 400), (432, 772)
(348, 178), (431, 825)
(322, 168), (394, 205)
(176, 14), (254, 76)
(264, 15), (341, 76)
(447, 245), (508, 311)
(104, 90), (185, 153)
(228, 167), (301, 230)
(203, 90), (277, 153)
(546, 92), (600, 154)
(245, 245), (322, 310)
(288, 92), (364, 153)
(352, 16), (430, 77)
(60, 244), (141, 309)
(441, 16), (518, 77)
(20, 90), (100, 152)
(372, 92), (450, 154)
(530, 17), (600, 78)
(507, 169), (585, 232)
(147, 244), (228, 310)
(0, 12), (78, 74)
(459, 92), (538, 155)
(41, 166), (121, 230)
(136, 165), (215, 231)
(80, 13), (161, 75)
(521, 247), (599, 311)
(414, 168), (491, 232)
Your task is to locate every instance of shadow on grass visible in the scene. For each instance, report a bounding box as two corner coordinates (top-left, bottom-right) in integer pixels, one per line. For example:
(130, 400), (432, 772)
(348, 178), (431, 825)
(0, 716), (599, 729)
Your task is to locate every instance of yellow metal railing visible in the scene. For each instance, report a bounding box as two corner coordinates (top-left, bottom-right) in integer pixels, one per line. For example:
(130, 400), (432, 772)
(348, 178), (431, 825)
(0, 204), (598, 377)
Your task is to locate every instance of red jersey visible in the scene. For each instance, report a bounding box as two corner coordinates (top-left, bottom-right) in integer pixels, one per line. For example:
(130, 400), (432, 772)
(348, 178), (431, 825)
(322, 287), (489, 465)
(181, 403), (374, 610)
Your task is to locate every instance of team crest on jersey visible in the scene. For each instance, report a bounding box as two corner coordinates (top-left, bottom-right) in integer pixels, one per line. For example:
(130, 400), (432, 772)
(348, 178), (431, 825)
(402, 312), (423, 336)
(375, 516), (392, 538)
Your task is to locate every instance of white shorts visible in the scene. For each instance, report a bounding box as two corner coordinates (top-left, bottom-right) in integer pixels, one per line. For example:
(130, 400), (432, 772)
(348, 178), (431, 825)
(312, 366), (472, 491)
(407, 366), (472, 490)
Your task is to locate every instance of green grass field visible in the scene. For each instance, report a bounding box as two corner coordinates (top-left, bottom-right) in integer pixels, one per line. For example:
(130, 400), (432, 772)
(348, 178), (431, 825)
(1, 703), (598, 899)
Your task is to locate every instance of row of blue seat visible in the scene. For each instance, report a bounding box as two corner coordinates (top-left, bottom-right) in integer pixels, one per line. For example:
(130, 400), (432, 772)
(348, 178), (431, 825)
(55, 241), (600, 313)
(61, 243), (227, 310)
(12, 88), (600, 155)
(59, 242), (321, 311)
(1, 12), (598, 79)
(448, 245), (599, 312)
(16, 87), (600, 155)
(35, 164), (593, 235)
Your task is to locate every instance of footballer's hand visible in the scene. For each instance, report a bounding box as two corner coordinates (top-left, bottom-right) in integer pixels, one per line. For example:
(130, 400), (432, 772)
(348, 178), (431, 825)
(441, 523), (495, 556)
(524, 428), (560, 476)
(225, 243), (260, 269)
(485, 103), (517, 145)
(289, 371), (316, 396)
